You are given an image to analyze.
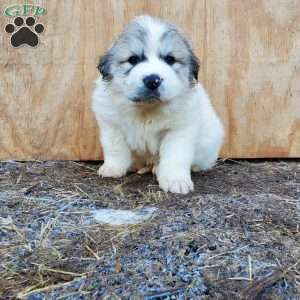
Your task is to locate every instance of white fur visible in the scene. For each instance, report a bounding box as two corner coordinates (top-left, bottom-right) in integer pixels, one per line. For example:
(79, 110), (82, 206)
(92, 16), (224, 194)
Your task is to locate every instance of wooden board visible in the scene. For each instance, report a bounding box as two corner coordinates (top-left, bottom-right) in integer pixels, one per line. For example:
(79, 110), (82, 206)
(0, 0), (299, 160)
(205, 0), (300, 158)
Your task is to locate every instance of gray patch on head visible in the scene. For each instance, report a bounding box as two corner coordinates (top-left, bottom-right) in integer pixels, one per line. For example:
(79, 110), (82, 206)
(160, 26), (200, 82)
(118, 20), (147, 47)
(97, 20), (148, 80)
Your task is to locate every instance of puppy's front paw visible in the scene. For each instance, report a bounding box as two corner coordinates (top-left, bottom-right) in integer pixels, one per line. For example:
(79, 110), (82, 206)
(97, 163), (127, 178)
(158, 174), (194, 194)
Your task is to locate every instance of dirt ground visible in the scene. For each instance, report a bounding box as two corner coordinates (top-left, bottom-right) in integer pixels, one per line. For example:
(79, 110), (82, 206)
(0, 160), (300, 300)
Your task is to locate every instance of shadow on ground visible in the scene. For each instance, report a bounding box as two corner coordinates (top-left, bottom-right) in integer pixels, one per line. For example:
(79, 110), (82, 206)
(0, 160), (299, 299)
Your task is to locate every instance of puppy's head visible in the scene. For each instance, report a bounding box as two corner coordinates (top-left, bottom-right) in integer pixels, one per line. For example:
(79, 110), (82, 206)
(98, 16), (199, 103)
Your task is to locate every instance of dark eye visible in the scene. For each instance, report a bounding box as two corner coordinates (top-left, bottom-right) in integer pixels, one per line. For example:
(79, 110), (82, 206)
(128, 55), (140, 65)
(164, 55), (176, 65)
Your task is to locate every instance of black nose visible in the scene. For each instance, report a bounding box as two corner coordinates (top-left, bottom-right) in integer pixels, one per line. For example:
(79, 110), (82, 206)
(143, 74), (162, 90)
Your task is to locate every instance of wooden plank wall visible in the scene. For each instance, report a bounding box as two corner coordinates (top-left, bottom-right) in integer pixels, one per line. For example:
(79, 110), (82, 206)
(0, 0), (300, 160)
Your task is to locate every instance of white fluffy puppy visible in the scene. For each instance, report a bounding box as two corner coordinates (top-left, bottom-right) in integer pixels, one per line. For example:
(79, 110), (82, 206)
(92, 16), (224, 194)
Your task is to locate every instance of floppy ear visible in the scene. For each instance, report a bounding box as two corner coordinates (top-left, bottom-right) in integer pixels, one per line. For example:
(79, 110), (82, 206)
(97, 54), (112, 80)
(190, 52), (200, 81)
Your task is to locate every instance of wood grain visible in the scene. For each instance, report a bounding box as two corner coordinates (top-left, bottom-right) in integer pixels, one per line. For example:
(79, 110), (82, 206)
(0, 0), (299, 160)
(205, 0), (300, 158)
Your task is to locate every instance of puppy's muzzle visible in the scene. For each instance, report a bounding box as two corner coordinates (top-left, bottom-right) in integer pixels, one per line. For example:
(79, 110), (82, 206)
(143, 74), (163, 90)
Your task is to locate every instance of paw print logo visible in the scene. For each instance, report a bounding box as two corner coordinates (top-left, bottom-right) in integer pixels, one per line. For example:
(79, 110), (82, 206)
(5, 16), (44, 48)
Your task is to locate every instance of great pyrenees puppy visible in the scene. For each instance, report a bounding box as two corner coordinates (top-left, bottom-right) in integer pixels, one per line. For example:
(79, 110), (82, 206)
(92, 16), (224, 194)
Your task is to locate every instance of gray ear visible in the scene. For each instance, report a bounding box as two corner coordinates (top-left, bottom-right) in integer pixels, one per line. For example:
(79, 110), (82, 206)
(190, 51), (200, 81)
(97, 54), (112, 80)
(182, 36), (200, 81)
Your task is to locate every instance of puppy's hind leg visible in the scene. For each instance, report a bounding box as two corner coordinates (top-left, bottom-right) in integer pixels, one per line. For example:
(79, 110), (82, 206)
(194, 152), (218, 171)
(193, 137), (222, 172)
